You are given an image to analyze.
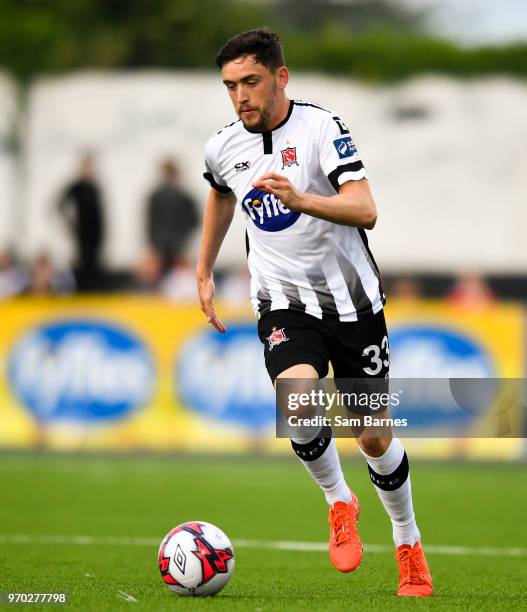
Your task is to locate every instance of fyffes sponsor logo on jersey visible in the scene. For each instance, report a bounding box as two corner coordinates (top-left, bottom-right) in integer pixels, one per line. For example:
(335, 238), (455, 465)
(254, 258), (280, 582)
(177, 324), (274, 429)
(241, 187), (300, 232)
(388, 325), (495, 429)
(7, 320), (154, 422)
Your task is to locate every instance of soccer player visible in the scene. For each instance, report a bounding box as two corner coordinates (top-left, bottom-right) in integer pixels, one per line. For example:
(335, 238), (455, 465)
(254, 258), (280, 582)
(196, 28), (433, 597)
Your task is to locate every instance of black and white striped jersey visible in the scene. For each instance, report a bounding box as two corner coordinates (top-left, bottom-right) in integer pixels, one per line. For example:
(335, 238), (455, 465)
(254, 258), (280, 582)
(203, 99), (385, 322)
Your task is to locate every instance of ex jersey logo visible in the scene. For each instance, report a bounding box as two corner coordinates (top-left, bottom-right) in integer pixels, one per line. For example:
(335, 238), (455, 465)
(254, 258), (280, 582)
(281, 147), (299, 169)
(234, 160), (251, 172)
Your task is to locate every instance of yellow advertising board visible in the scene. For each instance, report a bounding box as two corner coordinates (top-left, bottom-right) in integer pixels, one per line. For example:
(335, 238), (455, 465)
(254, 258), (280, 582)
(0, 297), (524, 458)
(0, 296), (261, 452)
(382, 300), (525, 459)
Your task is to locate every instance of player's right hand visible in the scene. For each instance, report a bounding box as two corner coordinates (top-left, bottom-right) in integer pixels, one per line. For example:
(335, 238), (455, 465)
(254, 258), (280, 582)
(196, 271), (227, 333)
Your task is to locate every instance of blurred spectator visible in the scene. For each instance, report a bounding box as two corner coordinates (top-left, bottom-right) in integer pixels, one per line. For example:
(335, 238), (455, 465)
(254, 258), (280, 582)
(58, 153), (105, 291)
(448, 272), (496, 309)
(146, 159), (199, 274)
(161, 257), (197, 302)
(28, 253), (75, 296)
(389, 277), (421, 303)
(134, 250), (163, 292)
(0, 250), (28, 298)
(217, 267), (251, 306)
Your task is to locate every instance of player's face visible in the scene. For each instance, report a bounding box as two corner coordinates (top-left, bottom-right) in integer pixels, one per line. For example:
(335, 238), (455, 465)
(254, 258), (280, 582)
(222, 55), (288, 133)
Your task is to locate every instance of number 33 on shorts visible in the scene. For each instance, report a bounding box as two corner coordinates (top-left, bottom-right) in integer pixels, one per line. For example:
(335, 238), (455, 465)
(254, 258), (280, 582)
(362, 335), (389, 376)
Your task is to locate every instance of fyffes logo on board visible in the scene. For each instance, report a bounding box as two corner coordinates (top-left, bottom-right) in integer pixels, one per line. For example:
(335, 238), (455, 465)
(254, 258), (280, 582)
(389, 326), (494, 378)
(241, 187), (300, 232)
(388, 325), (496, 429)
(8, 320), (154, 422)
(177, 324), (274, 429)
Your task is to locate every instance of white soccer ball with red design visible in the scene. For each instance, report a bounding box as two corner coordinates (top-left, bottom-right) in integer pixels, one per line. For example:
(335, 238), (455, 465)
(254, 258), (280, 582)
(158, 521), (235, 596)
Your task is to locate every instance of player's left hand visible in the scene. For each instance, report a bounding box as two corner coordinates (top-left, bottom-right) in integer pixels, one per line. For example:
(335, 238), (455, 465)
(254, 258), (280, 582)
(252, 173), (305, 211)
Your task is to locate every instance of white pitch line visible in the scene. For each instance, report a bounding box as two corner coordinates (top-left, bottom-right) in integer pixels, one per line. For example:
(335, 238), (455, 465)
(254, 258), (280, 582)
(234, 539), (527, 557)
(0, 534), (525, 558)
(0, 534), (158, 546)
(117, 591), (139, 603)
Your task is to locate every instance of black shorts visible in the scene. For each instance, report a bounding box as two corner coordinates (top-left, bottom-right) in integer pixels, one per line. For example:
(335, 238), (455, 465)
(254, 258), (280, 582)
(257, 309), (389, 382)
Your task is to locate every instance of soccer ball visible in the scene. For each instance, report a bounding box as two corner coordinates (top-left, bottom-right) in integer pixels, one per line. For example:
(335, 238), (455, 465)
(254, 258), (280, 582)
(158, 521), (235, 596)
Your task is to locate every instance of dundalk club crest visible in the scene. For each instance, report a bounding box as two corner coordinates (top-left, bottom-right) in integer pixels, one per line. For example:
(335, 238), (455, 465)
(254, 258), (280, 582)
(281, 146), (299, 169)
(267, 327), (289, 351)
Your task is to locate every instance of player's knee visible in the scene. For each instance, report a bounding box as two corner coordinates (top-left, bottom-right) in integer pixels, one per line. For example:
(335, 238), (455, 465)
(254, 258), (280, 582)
(358, 431), (391, 457)
(275, 365), (320, 419)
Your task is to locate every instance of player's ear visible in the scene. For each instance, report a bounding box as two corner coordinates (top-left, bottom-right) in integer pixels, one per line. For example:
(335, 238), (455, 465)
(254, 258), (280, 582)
(276, 66), (289, 90)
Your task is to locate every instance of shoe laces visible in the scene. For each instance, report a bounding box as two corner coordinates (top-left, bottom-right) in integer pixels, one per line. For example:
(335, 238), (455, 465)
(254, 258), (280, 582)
(330, 503), (355, 546)
(396, 545), (426, 586)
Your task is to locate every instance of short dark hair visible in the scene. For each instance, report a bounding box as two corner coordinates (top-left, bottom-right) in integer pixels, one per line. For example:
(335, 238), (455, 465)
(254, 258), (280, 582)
(215, 28), (285, 71)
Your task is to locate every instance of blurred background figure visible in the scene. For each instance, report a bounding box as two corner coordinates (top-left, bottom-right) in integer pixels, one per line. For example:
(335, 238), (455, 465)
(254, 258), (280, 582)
(28, 253), (75, 296)
(388, 277), (421, 304)
(146, 159), (199, 276)
(217, 267), (252, 306)
(133, 250), (163, 293)
(0, 249), (28, 298)
(161, 256), (198, 302)
(58, 153), (105, 292)
(448, 272), (496, 310)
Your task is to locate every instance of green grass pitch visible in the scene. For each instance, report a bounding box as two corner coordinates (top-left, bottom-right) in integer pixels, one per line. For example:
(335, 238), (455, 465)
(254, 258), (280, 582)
(0, 454), (526, 610)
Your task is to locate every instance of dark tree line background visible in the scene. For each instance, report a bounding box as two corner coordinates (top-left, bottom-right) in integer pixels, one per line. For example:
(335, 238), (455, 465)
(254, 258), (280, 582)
(1, 0), (526, 82)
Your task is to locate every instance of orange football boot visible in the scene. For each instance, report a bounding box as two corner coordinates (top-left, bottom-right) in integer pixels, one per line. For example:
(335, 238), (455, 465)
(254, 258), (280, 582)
(396, 541), (433, 596)
(328, 495), (363, 572)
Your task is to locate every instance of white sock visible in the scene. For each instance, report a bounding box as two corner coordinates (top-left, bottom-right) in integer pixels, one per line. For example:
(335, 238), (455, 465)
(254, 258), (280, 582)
(360, 438), (420, 547)
(291, 433), (352, 506)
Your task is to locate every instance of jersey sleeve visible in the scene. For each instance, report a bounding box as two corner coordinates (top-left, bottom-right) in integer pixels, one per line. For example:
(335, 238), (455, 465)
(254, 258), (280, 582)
(318, 114), (367, 191)
(203, 137), (232, 194)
